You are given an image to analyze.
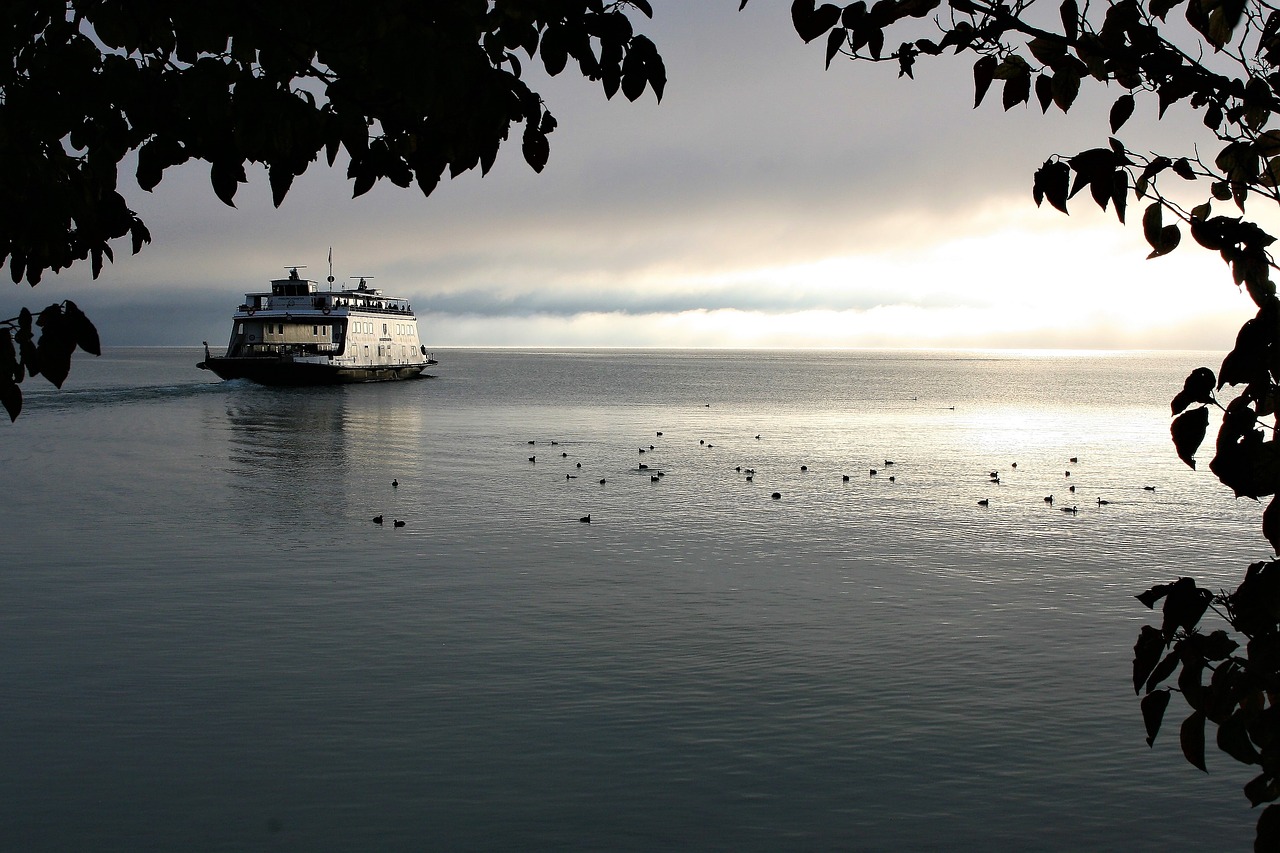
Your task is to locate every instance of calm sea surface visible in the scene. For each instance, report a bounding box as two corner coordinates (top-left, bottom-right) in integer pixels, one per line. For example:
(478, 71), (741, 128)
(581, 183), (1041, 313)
(0, 347), (1266, 851)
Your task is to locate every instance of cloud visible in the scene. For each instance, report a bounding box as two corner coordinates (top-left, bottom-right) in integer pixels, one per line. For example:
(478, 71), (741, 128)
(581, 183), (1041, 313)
(2, 1), (1258, 352)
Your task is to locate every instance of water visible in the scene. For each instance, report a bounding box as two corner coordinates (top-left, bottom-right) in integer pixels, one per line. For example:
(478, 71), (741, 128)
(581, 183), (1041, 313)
(0, 348), (1265, 851)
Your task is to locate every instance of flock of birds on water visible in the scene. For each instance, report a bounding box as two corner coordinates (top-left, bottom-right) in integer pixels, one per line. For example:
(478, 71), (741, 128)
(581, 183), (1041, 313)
(368, 426), (1162, 528)
(514, 430), (1159, 525)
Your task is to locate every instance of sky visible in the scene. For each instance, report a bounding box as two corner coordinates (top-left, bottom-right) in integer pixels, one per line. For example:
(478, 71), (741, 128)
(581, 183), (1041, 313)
(2, 1), (1263, 349)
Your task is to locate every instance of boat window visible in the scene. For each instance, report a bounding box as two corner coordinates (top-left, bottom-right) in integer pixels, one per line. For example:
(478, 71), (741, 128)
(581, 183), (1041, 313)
(312, 325), (318, 335)
(382, 323), (388, 335)
(237, 323), (244, 334)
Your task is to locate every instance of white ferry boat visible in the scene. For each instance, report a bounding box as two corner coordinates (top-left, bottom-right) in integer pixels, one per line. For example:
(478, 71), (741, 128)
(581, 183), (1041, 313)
(198, 267), (436, 384)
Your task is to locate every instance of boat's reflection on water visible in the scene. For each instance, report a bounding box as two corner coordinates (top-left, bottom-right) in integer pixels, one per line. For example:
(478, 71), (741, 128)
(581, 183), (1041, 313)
(217, 381), (431, 526)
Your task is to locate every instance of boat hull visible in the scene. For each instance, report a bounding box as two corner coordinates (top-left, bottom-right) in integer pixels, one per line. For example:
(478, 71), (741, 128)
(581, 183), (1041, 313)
(199, 357), (429, 385)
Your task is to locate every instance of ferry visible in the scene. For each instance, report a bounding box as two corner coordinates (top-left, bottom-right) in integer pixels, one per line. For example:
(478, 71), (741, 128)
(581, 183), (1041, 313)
(198, 267), (436, 385)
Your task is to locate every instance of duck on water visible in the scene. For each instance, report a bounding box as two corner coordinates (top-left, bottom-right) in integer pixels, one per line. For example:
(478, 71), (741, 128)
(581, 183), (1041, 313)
(198, 266), (437, 385)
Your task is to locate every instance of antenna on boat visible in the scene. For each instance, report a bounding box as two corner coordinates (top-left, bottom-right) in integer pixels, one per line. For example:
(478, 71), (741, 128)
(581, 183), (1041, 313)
(327, 247), (334, 291)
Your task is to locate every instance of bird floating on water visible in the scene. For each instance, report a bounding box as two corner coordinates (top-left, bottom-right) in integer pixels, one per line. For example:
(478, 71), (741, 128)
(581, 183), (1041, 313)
(1044, 495), (1053, 504)
(1097, 498), (1110, 505)
(393, 519), (406, 527)
(870, 469), (878, 476)
(1069, 456), (1078, 463)
(771, 492), (781, 499)
(392, 479), (398, 488)
(1061, 506), (1078, 514)
(580, 514), (591, 523)
(977, 499), (989, 506)
(373, 515), (384, 525)
(842, 475), (850, 482)
(1143, 486), (1156, 492)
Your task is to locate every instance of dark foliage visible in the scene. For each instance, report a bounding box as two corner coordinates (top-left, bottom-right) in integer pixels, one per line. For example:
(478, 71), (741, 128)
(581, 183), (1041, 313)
(1, 0), (664, 399)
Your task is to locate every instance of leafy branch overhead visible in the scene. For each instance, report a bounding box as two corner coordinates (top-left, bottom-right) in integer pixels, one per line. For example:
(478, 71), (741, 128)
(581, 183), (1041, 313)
(760, 0), (1280, 845)
(0, 0), (667, 287)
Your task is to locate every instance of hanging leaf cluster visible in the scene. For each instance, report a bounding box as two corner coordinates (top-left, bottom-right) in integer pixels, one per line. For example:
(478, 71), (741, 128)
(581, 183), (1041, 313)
(1134, 568), (1280, 848)
(0, 302), (101, 422)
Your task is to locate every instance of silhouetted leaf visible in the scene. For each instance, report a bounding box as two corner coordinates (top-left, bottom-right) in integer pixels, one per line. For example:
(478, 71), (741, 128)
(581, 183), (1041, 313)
(1181, 710), (1208, 771)
(792, 0), (842, 42)
(1110, 94), (1135, 131)
(522, 127), (550, 173)
(1060, 0), (1079, 38)
(1002, 70), (1031, 110)
(973, 55), (997, 108)
(1257, 804), (1280, 848)
(1162, 576), (1211, 638)
(1265, 495), (1280, 555)
(1146, 650), (1181, 692)
(210, 160), (245, 207)
(1246, 772), (1280, 806)
(1178, 656), (1204, 710)
(1142, 689), (1171, 746)
(0, 379), (20, 422)
(63, 301), (100, 356)
(1218, 711), (1260, 765)
(825, 26), (845, 67)
(1136, 584), (1172, 610)
(1033, 159), (1070, 212)
(1171, 367), (1215, 414)
(1133, 624), (1167, 692)
(1172, 406), (1209, 468)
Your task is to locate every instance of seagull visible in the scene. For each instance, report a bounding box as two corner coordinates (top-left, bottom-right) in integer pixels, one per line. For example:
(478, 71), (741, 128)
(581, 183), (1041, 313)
(372, 515), (384, 525)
